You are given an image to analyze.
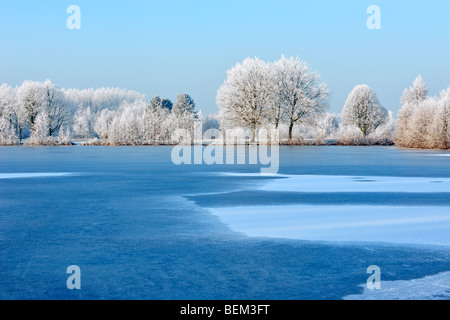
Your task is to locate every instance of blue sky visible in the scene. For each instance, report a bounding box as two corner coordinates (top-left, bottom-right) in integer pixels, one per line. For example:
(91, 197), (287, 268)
(0, 0), (449, 115)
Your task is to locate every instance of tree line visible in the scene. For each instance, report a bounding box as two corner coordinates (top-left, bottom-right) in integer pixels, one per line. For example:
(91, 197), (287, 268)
(217, 56), (448, 149)
(0, 81), (198, 146)
(0, 56), (448, 149)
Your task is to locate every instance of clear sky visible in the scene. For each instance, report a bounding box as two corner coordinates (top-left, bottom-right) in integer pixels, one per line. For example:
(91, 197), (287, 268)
(0, 0), (449, 115)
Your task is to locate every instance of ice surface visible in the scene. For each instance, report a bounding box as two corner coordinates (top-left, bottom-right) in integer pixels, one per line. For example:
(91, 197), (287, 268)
(209, 173), (450, 246)
(0, 172), (76, 179)
(207, 171), (450, 299)
(344, 272), (450, 300)
(1, 147), (449, 300)
(210, 205), (450, 246)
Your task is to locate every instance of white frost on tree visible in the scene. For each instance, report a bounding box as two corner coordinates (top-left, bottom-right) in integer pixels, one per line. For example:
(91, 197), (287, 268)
(41, 80), (68, 137)
(217, 57), (273, 142)
(396, 76), (449, 149)
(396, 75), (429, 147)
(0, 117), (18, 145)
(95, 101), (146, 145)
(94, 108), (115, 141)
(341, 84), (388, 137)
(0, 84), (27, 142)
(64, 87), (146, 114)
(273, 55), (329, 142)
(172, 94), (197, 141)
(18, 80), (46, 130)
(1, 80), (207, 146)
(173, 94), (195, 115)
(144, 96), (172, 144)
(29, 112), (50, 145)
(315, 112), (340, 141)
(401, 75), (429, 106)
(369, 111), (396, 144)
(430, 88), (450, 149)
(57, 127), (72, 145)
(73, 105), (92, 139)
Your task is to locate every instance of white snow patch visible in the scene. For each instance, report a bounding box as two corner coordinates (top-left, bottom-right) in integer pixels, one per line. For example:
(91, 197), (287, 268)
(210, 173), (450, 245)
(210, 205), (450, 246)
(0, 173), (76, 179)
(344, 272), (450, 300)
(221, 173), (450, 193)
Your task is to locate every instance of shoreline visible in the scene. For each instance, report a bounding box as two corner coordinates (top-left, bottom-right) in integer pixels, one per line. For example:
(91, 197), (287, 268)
(1, 144), (448, 151)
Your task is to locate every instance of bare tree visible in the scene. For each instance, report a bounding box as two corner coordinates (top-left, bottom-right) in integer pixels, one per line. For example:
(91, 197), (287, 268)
(274, 56), (329, 142)
(42, 80), (68, 137)
(217, 57), (273, 142)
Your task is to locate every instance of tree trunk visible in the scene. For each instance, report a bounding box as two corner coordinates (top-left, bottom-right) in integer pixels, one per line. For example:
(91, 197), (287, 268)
(250, 124), (256, 143)
(359, 124), (367, 137)
(288, 121), (294, 143)
(274, 105), (281, 129)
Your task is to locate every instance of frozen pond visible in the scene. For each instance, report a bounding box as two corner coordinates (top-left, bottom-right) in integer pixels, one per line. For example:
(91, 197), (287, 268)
(0, 146), (449, 299)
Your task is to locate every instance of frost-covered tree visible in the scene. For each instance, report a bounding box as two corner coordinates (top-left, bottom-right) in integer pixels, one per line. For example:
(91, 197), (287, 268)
(29, 112), (50, 145)
(400, 75), (429, 106)
(94, 108), (115, 141)
(336, 124), (365, 145)
(18, 80), (45, 129)
(73, 106), (92, 139)
(410, 98), (436, 148)
(395, 76), (449, 149)
(42, 80), (68, 137)
(57, 127), (72, 145)
(396, 75), (429, 146)
(217, 57), (273, 142)
(273, 55), (329, 142)
(369, 111), (396, 144)
(267, 62), (282, 130)
(106, 101), (145, 145)
(17, 80), (68, 139)
(0, 117), (18, 145)
(173, 94), (196, 115)
(0, 84), (14, 118)
(202, 114), (220, 132)
(172, 94), (197, 140)
(64, 87), (146, 114)
(0, 84), (27, 141)
(149, 96), (163, 110)
(118, 102), (145, 144)
(145, 98), (171, 144)
(341, 84), (388, 137)
(92, 101), (147, 145)
(431, 88), (450, 149)
(411, 90), (449, 149)
(1, 79), (210, 146)
(315, 112), (339, 140)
